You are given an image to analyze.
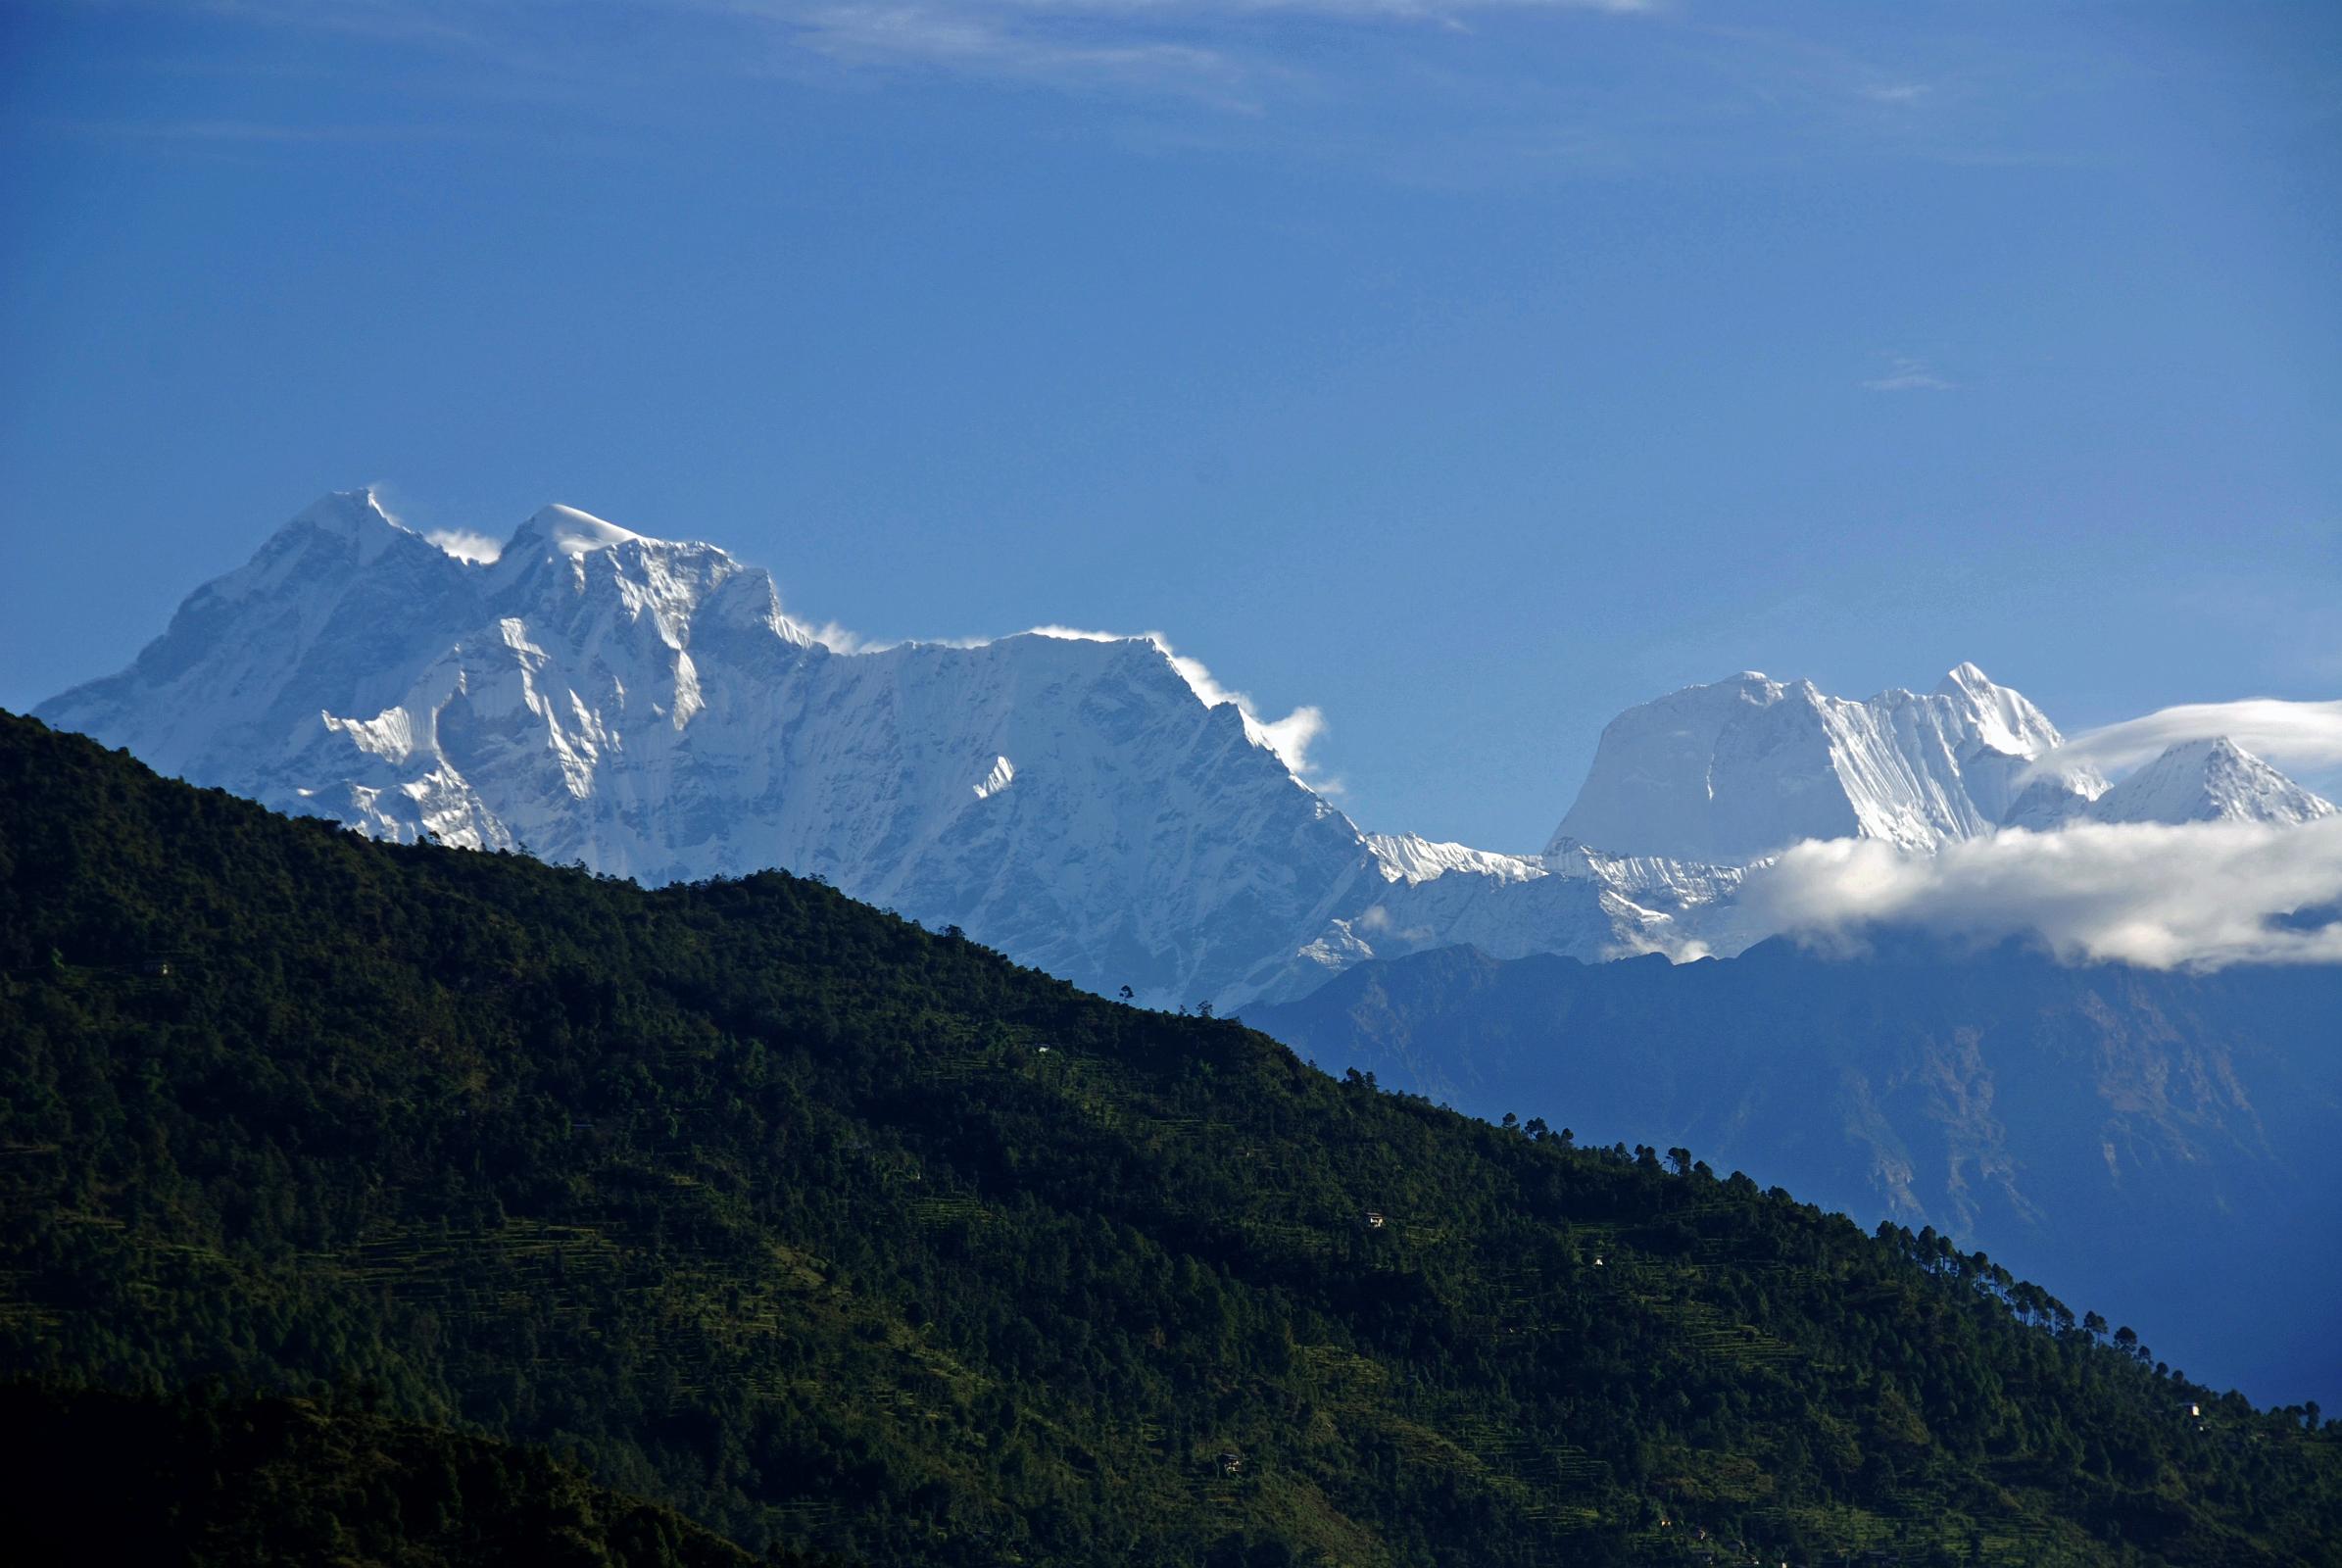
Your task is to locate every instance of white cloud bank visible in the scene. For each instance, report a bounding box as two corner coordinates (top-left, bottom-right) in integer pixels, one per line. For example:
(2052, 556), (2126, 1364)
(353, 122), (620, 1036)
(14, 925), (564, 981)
(1738, 817), (2342, 970)
(2042, 698), (2342, 778)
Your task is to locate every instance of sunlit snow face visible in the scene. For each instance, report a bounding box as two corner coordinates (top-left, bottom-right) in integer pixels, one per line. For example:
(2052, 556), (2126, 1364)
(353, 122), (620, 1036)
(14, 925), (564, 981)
(1023, 625), (1329, 784)
(36, 483), (2342, 1003)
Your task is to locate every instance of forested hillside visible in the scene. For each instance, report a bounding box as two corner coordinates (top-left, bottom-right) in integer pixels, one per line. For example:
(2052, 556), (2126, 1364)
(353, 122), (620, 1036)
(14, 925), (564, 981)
(0, 1382), (780, 1567)
(1246, 938), (2342, 1409)
(2, 711), (2335, 1565)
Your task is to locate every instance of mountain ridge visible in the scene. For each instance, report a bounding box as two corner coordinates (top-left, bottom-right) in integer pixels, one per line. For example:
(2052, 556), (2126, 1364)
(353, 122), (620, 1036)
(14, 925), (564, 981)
(1547, 663), (2073, 862)
(36, 491), (2335, 1008)
(33, 492), (1732, 1005)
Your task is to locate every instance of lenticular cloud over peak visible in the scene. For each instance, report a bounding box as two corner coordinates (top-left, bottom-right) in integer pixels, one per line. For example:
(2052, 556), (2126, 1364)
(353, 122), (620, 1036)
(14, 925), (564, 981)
(2039, 697), (2342, 779)
(1739, 815), (2342, 970)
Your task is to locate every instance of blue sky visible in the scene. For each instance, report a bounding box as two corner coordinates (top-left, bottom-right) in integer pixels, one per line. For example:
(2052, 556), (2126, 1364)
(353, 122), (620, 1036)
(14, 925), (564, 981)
(3, 0), (2337, 848)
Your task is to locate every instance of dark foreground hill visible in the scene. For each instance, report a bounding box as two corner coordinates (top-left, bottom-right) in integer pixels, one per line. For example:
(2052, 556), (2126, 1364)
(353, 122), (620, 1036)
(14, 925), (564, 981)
(1245, 940), (2342, 1410)
(0, 1382), (775, 1568)
(1, 710), (2336, 1565)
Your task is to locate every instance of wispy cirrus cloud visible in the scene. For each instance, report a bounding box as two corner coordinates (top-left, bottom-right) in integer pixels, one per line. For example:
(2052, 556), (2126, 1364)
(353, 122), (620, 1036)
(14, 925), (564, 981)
(104, 0), (1663, 114)
(68, 0), (2089, 181)
(51, 117), (473, 146)
(762, 0), (1656, 104)
(776, 4), (1260, 104)
(1861, 354), (1955, 392)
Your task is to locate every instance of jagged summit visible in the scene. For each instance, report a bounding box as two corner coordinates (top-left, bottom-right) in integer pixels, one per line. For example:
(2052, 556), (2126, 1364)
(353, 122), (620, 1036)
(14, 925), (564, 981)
(34, 491), (2340, 1011)
(506, 502), (645, 558)
(291, 485), (401, 531)
(35, 494), (1402, 1005)
(39, 491), (1784, 1005)
(1934, 661), (2064, 759)
(1548, 663), (2062, 863)
(1940, 659), (1991, 687)
(264, 487), (430, 567)
(2089, 736), (2335, 826)
(1549, 662), (2337, 856)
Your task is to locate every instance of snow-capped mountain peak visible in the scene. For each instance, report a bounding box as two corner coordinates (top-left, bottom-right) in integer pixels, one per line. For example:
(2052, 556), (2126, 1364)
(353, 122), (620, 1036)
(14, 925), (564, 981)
(1548, 663), (2062, 863)
(1933, 660), (2064, 761)
(36, 491), (2340, 1013)
(210, 488), (441, 599)
(37, 494), (1378, 1006)
(509, 502), (643, 558)
(293, 485), (410, 549)
(2087, 736), (2335, 826)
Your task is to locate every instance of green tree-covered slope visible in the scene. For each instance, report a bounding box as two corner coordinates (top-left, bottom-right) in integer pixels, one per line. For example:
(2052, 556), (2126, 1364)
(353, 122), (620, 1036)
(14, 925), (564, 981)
(1, 711), (2334, 1565)
(1244, 936), (2342, 1410)
(0, 1382), (778, 1568)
